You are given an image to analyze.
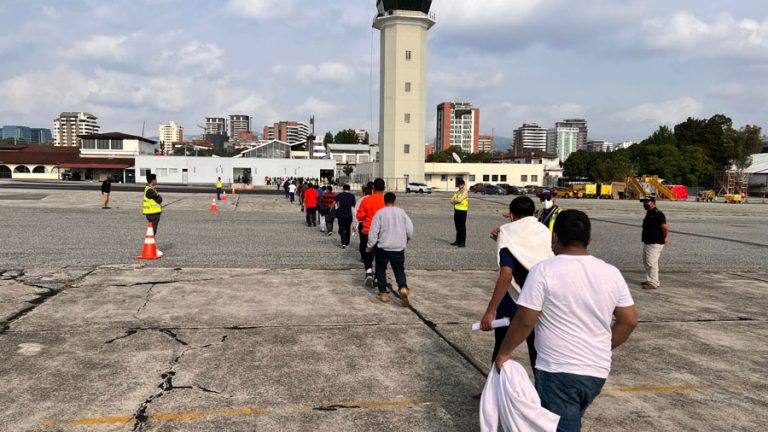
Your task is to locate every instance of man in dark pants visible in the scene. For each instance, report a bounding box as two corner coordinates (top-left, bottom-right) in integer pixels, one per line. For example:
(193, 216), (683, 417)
(335, 184), (356, 248)
(450, 179), (468, 247)
(366, 192), (413, 305)
(303, 182), (319, 227)
(216, 177), (223, 200)
(356, 179), (386, 287)
(143, 173), (163, 256)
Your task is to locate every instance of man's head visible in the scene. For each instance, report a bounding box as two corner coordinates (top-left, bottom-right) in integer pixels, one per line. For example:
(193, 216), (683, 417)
(540, 189), (556, 210)
(641, 196), (656, 211)
(552, 209), (591, 254)
(363, 186), (372, 196)
(384, 192), (397, 206)
(457, 178), (465, 188)
(508, 196), (536, 221)
(218, 177), (221, 181)
(343, 184), (351, 191)
(146, 173), (157, 186)
(373, 178), (385, 192)
(326, 186), (333, 192)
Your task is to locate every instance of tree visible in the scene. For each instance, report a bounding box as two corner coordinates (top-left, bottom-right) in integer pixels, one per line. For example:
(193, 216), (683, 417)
(342, 164), (354, 177)
(323, 132), (334, 144)
(426, 145), (464, 163)
(334, 129), (359, 144)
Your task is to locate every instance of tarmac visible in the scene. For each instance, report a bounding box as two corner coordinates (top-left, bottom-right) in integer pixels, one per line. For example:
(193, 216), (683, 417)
(0, 186), (766, 431)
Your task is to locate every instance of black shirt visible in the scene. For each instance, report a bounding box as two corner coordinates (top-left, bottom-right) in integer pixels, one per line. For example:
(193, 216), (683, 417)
(642, 207), (667, 244)
(334, 192), (356, 220)
(499, 248), (529, 288)
(101, 180), (111, 193)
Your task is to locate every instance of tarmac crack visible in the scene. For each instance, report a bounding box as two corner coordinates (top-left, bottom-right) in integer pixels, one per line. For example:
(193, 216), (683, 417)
(135, 284), (156, 317)
(131, 348), (190, 431)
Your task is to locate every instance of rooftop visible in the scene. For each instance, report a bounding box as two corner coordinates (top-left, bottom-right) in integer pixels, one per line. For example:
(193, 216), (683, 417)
(78, 132), (157, 144)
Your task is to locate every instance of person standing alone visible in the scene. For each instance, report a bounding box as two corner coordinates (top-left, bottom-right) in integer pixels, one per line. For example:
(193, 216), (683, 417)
(641, 197), (667, 290)
(216, 177), (223, 201)
(451, 179), (468, 247)
(101, 177), (112, 209)
(143, 173), (163, 256)
(366, 192), (413, 305)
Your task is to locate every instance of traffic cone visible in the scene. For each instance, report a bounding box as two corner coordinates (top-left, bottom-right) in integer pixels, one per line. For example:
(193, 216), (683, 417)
(222, 191), (227, 201)
(137, 223), (161, 260)
(210, 197), (218, 212)
(231, 185), (236, 196)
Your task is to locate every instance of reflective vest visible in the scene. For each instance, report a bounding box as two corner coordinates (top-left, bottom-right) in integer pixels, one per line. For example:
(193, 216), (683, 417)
(453, 190), (468, 211)
(143, 186), (162, 215)
(539, 207), (562, 232)
(216, 181), (223, 189)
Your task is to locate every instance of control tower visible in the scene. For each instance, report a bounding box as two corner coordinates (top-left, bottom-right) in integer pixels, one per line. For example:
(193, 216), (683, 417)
(374, 0), (435, 185)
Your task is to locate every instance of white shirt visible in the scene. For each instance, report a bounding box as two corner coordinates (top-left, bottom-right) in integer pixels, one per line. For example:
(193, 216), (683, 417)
(288, 184), (296, 193)
(518, 255), (634, 379)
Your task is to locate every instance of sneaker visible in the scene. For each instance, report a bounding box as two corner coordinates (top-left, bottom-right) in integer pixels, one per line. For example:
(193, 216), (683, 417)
(642, 282), (658, 290)
(456, 244), (466, 248)
(342, 244), (347, 249)
(365, 274), (374, 288)
(156, 250), (164, 257)
(450, 242), (459, 246)
(328, 231), (333, 236)
(378, 292), (389, 303)
(399, 287), (410, 307)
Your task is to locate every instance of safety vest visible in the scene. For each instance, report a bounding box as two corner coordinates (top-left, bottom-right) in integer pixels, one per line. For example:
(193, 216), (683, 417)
(143, 186), (162, 215)
(539, 207), (562, 232)
(453, 190), (468, 211)
(216, 181), (222, 189)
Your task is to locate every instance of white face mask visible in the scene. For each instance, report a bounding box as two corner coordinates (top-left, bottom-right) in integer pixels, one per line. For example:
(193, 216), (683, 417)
(543, 199), (553, 210)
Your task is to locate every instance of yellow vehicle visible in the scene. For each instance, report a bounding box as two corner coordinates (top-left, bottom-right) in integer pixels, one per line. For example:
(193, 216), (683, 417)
(724, 194), (743, 204)
(585, 184), (597, 198)
(598, 184), (612, 199)
(556, 187), (584, 199)
(696, 190), (716, 202)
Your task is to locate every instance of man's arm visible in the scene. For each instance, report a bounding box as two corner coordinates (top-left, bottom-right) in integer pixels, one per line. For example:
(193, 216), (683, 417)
(611, 305), (638, 350)
(661, 224), (669, 245)
(366, 214), (380, 251)
(481, 267), (513, 331)
(495, 306), (539, 371)
(405, 213), (413, 240)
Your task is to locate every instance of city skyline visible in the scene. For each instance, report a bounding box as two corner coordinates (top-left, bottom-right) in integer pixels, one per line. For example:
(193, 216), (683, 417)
(0, 1), (766, 145)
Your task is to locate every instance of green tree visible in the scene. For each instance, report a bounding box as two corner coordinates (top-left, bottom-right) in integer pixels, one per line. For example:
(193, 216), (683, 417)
(342, 164), (354, 177)
(323, 132), (334, 144)
(563, 150), (599, 179)
(334, 129), (359, 144)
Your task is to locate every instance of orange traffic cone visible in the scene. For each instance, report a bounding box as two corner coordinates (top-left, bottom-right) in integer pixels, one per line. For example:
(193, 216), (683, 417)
(210, 197), (218, 211)
(231, 186), (236, 196)
(222, 191), (227, 201)
(137, 223), (161, 260)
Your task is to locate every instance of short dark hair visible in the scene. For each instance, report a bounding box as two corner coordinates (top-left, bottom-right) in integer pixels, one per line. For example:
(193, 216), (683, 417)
(343, 184), (351, 191)
(384, 192), (396, 204)
(552, 209), (591, 248)
(326, 186), (333, 192)
(146, 173), (156, 183)
(456, 178), (465, 186)
(509, 196), (535, 218)
(373, 178), (385, 192)
(363, 187), (372, 196)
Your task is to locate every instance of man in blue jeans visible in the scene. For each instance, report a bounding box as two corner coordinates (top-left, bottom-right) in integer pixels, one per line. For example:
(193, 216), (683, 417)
(495, 210), (638, 431)
(366, 192), (413, 305)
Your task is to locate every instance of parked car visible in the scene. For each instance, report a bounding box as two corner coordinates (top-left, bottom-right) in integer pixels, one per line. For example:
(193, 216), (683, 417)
(494, 186), (508, 195)
(497, 183), (522, 195)
(470, 183), (485, 193)
(482, 184), (500, 195)
(406, 182), (432, 194)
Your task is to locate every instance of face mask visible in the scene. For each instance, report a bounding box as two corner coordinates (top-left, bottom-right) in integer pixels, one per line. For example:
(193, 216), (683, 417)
(643, 203), (651, 211)
(543, 200), (553, 210)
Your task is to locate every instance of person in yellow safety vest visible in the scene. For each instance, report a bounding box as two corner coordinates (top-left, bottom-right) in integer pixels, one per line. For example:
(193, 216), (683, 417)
(216, 177), (223, 200)
(143, 173), (163, 256)
(450, 179), (469, 247)
(537, 189), (561, 231)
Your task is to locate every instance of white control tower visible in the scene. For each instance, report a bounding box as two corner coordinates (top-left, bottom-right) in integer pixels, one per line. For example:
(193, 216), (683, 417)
(374, 0), (435, 185)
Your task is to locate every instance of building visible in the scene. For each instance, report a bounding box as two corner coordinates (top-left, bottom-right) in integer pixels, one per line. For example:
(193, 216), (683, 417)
(0, 143), (133, 181)
(494, 149), (563, 187)
(613, 141), (637, 151)
(555, 119), (588, 150)
(263, 121), (309, 145)
(354, 129), (369, 144)
(229, 115), (251, 140)
(425, 143), (435, 159)
(547, 126), (579, 162)
(478, 134), (494, 153)
(158, 121), (184, 155)
(513, 123), (548, 153)
(435, 101), (480, 154)
(78, 132), (157, 158)
(374, 0), (435, 183)
(31, 128), (53, 144)
(205, 117), (227, 136)
(53, 112), (100, 146)
(745, 153), (768, 196)
(586, 140), (613, 152)
(423, 162), (544, 191)
(1, 126), (32, 143)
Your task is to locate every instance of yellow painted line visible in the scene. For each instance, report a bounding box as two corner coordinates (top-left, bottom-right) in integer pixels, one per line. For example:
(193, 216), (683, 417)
(605, 382), (751, 394)
(41, 400), (423, 428)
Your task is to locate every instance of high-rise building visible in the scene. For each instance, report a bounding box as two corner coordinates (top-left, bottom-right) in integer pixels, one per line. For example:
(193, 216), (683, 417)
(158, 121), (184, 155)
(205, 117), (227, 136)
(547, 127), (579, 161)
(1, 126), (32, 143)
(556, 119), (588, 150)
(478, 134), (494, 153)
(613, 141), (637, 151)
(263, 121), (309, 145)
(53, 112), (100, 146)
(586, 140), (612, 152)
(31, 128), (53, 144)
(354, 129), (369, 144)
(229, 115), (251, 140)
(374, 0), (435, 183)
(435, 101), (480, 154)
(513, 123), (548, 153)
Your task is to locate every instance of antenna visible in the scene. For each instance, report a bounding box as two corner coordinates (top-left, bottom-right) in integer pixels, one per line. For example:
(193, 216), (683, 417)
(141, 121), (146, 138)
(452, 152), (462, 163)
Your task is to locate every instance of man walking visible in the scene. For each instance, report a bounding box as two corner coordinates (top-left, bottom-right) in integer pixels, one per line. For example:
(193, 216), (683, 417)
(537, 190), (561, 232)
(216, 177), (223, 201)
(101, 177), (112, 209)
(641, 197), (667, 290)
(356, 178), (386, 287)
(496, 210), (638, 431)
(335, 184), (356, 248)
(366, 192), (413, 305)
(450, 179), (468, 247)
(304, 182), (319, 227)
(320, 186), (337, 235)
(143, 173), (163, 257)
(481, 196), (553, 371)
(288, 181), (297, 203)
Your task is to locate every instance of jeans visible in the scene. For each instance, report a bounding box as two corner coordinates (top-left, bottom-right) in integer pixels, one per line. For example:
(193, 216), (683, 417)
(375, 249), (407, 293)
(145, 213), (161, 236)
(216, 188), (222, 200)
(643, 243), (664, 287)
(319, 214), (326, 231)
(359, 230), (374, 271)
(493, 293), (537, 368)
(534, 370), (606, 432)
(454, 209), (467, 245)
(289, 192), (295, 203)
(338, 217), (352, 246)
(305, 208), (317, 226)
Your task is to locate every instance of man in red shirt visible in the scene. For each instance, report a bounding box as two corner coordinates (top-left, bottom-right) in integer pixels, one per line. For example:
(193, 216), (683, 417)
(303, 183), (319, 227)
(356, 178), (386, 287)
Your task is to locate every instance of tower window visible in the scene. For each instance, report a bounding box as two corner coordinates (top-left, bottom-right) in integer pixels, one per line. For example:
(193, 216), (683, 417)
(405, 50), (412, 61)
(405, 82), (411, 92)
(404, 144), (410, 154)
(404, 113), (411, 123)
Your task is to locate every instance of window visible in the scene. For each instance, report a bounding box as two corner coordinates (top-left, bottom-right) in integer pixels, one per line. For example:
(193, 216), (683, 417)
(404, 144), (410, 154)
(111, 139), (123, 150)
(521, 175), (528, 182)
(441, 175), (447, 182)
(81, 139), (96, 149)
(469, 175), (476, 182)
(405, 82), (411, 92)
(531, 175), (538, 182)
(169, 168), (179, 175)
(139, 168), (150, 177)
(404, 113), (411, 123)
(157, 168), (168, 176)
(492, 175), (499, 182)
(97, 139), (110, 149)
(500, 175), (507, 182)
(425, 174), (432, 181)
(405, 50), (412, 61)
(483, 175), (490, 182)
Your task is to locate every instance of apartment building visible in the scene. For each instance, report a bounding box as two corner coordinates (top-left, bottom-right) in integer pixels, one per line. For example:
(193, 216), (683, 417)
(435, 101), (480, 153)
(53, 112), (100, 146)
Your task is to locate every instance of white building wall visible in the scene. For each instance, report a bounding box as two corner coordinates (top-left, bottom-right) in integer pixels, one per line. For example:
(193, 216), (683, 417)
(423, 163), (544, 191)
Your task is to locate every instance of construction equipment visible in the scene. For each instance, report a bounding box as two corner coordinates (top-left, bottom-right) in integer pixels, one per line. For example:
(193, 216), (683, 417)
(696, 190), (716, 202)
(625, 177), (648, 199)
(555, 186), (583, 199)
(717, 170), (750, 203)
(598, 184), (613, 199)
(611, 182), (626, 200)
(642, 176), (677, 201)
(585, 184), (597, 198)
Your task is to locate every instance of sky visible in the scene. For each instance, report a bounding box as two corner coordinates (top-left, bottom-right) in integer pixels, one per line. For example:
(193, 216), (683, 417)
(0, 0), (767, 146)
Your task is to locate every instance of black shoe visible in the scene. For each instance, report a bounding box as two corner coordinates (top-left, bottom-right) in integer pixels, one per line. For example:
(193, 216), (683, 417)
(456, 244), (466, 248)
(450, 242), (459, 246)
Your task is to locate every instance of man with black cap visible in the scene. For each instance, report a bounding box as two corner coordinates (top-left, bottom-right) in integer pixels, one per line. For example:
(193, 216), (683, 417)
(537, 189), (561, 232)
(450, 179), (468, 247)
(143, 173), (163, 256)
(641, 196), (667, 290)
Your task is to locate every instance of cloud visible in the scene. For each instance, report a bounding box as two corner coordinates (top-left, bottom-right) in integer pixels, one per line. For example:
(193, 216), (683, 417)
(430, 71), (504, 91)
(297, 62), (355, 84)
(154, 41), (224, 76)
(295, 97), (338, 117)
(61, 34), (131, 61)
(224, 0), (293, 20)
(616, 97), (702, 125)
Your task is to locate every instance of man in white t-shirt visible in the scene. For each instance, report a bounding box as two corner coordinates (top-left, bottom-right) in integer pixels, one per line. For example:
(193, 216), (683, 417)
(495, 209), (638, 432)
